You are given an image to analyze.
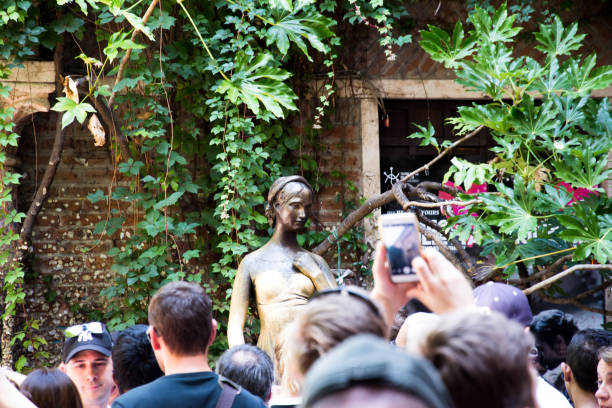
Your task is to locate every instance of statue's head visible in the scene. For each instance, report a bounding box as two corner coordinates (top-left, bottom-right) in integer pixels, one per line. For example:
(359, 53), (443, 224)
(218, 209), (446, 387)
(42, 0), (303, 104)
(265, 176), (314, 229)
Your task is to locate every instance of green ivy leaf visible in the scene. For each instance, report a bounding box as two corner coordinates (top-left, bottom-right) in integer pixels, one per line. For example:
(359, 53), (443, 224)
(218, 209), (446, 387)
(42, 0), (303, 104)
(51, 98), (96, 128)
(153, 191), (184, 210)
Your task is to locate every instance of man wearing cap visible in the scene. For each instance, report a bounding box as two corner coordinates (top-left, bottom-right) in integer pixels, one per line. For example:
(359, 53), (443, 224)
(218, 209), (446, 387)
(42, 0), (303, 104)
(60, 321), (116, 408)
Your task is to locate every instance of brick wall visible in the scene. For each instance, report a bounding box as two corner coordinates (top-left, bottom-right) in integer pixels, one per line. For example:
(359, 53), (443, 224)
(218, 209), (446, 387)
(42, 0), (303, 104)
(17, 112), (117, 362)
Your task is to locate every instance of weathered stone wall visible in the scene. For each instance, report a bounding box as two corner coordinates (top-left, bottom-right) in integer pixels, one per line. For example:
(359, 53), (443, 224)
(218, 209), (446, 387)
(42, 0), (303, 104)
(17, 112), (117, 363)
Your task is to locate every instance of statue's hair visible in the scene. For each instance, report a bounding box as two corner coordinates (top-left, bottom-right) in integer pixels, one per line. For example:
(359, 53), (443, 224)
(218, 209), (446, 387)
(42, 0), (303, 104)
(264, 175), (313, 227)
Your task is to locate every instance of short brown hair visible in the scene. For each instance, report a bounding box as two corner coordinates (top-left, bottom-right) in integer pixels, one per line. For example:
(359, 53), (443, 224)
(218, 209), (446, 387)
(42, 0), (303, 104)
(148, 281), (213, 355)
(418, 310), (536, 408)
(290, 287), (387, 377)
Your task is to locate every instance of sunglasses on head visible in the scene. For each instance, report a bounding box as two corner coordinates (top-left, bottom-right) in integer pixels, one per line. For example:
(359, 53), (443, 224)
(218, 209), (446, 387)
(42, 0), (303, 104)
(64, 322), (107, 342)
(309, 287), (383, 319)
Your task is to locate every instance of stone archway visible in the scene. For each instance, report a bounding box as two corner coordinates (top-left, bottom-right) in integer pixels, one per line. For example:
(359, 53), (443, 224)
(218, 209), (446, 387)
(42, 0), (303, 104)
(0, 61), (55, 366)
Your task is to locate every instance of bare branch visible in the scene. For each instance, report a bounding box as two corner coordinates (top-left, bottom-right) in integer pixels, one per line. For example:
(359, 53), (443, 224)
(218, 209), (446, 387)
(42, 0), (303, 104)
(108, 0), (159, 107)
(413, 209), (476, 274)
(93, 96), (130, 160)
(538, 293), (612, 316)
(313, 126), (484, 256)
(17, 37), (67, 259)
(397, 126), (484, 185)
(419, 225), (467, 276)
(508, 254), (573, 285)
(523, 264), (612, 295)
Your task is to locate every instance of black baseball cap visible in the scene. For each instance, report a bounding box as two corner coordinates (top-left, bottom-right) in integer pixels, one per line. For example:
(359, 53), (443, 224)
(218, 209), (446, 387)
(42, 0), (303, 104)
(301, 334), (454, 408)
(61, 322), (113, 363)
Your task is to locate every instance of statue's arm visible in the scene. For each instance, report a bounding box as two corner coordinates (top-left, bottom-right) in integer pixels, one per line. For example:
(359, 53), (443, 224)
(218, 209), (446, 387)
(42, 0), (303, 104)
(227, 261), (251, 347)
(293, 252), (338, 290)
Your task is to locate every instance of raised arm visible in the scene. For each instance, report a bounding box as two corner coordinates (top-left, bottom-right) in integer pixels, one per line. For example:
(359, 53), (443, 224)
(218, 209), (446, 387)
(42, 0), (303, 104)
(0, 368), (37, 408)
(227, 261), (251, 348)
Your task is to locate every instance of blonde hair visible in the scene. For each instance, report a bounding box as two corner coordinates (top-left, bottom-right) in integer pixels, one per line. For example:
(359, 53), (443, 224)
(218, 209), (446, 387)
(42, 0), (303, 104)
(290, 286), (387, 377)
(599, 345), (612, 364)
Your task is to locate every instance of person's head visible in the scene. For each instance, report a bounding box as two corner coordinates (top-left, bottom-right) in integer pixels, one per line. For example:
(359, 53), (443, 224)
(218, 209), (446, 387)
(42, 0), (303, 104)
(59, 322), (114, 408)
(289, 286), (387, 380)
(596, 346), (612, 407)
(301, 334), (453, 408)
(417, 310), (537, 408)
(21, 368), (82, 408)
(473, 281), (533, 327)
(148, 281), (216, 363)
(215, 344), (273, 402)
(530, 309), (578, 371)
(562, 329), (612, 397)
(265, 175), (314, 229)
(111, 324), (163, 394)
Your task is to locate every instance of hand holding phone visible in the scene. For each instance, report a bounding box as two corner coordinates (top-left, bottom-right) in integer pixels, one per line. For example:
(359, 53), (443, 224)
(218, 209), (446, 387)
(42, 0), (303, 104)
(378, 212), (421, 283)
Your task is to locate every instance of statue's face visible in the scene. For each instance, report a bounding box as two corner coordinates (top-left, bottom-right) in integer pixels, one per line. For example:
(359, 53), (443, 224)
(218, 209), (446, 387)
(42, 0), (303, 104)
(274, 182), (313, 231)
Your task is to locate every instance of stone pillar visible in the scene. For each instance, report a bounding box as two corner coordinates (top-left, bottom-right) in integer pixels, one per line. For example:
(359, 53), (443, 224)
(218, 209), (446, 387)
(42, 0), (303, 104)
(0, 61), (55, 368)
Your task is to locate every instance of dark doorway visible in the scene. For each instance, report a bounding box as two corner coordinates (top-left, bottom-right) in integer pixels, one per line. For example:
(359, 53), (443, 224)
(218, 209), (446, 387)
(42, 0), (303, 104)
(379, 99), (495, 218)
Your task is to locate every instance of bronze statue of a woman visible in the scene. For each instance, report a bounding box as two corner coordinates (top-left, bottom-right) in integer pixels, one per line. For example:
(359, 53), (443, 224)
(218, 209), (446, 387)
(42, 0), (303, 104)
(227, 176), (337, 356)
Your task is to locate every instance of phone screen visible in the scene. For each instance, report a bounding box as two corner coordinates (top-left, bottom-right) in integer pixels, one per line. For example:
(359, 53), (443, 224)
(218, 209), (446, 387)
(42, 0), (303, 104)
(380, 218), (420, 281)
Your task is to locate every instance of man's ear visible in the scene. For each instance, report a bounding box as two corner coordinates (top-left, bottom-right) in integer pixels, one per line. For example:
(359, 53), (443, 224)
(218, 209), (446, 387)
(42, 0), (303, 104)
(561, 362), (572, 383)
(208, 319), (218, 347)
(150, 329), (162, 351)
(59, 362), (67, 372)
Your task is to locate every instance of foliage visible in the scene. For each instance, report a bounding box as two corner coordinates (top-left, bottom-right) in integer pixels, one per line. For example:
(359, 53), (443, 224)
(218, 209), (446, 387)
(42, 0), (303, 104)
(0, 71), (47, 371)
(38, 0), (411, 348)
(414, 2), (612, 277)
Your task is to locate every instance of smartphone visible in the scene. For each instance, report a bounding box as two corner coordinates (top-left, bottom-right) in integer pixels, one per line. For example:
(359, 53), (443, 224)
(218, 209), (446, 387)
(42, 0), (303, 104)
(378, 212), (421, 282)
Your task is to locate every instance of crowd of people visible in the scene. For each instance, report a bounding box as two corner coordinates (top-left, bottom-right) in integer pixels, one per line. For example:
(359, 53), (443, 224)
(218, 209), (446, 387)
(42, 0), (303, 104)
(1, 242), (611, 408)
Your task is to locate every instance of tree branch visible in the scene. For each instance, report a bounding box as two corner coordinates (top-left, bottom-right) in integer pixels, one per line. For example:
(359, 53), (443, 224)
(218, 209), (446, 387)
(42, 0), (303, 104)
(413, 209), (476, 275)
(523, 264), (612, 295)
(507, 254), (573, 285)
(93, 96), (130, 160)
(538, 293), (612, 316)
(17, 38), (66, 259)
(107, 0), (159, 108)
(312, 126), (484, 256)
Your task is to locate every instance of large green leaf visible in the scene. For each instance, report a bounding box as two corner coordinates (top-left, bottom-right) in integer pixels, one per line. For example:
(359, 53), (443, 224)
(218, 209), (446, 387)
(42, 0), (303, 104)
(266, 5), (334, 60)
(533, 58), (570, 95)
(216, 53), (298, 118)
(419, 20), (476, 68)
(558, 202), (612, 263)
(569, 54), (612, 94)
(481, 176), (544, 240)
(534, 16), (585, 58)
(553, 147), (612, 191)
(467, 2), (521, 43)
(509, 95), (558, 141)
(448, 103), (510, 135)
